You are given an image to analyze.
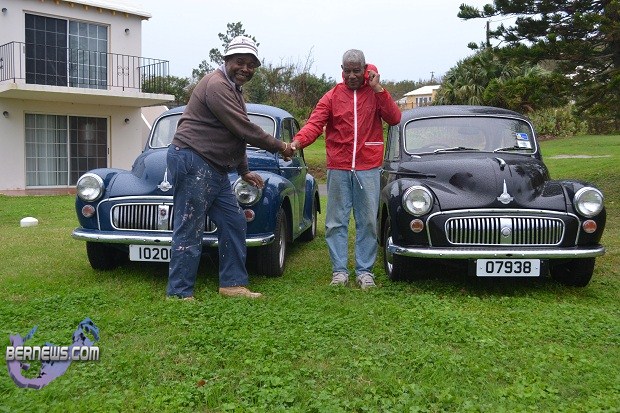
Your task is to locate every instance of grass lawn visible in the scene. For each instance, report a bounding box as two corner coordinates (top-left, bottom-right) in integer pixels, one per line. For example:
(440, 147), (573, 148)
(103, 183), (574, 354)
(0, 135), (618, 412)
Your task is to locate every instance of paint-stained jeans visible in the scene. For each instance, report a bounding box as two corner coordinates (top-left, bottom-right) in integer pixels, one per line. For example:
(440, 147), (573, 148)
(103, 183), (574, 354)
(325, 168), (380, 276)
(166, 145), (248, 297)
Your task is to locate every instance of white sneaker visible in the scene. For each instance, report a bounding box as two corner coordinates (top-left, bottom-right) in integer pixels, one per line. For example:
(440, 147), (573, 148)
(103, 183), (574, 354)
(330, 272), (349, 286)
(356, 272), (376, 289)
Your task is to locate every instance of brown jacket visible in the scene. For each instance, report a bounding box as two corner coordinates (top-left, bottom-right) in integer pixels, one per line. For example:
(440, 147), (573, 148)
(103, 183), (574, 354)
(171, 68), (282, 175)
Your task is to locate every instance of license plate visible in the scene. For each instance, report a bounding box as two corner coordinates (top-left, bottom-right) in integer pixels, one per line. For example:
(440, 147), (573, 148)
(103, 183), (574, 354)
(129, 245), (171, 262)
(476, 259), (540, 277)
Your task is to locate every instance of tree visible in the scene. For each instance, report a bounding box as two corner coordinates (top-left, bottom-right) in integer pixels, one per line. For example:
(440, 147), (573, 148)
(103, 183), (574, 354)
(142, 75), (190, 106)
(459, 0), (620, 130)
(435, 48), (569, 112)
(243, 61), (335, 120)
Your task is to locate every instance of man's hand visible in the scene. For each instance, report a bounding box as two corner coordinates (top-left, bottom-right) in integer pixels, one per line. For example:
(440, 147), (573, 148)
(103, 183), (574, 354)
(279, 141), (295, 160)
(242, 171), (264, 189)
(367, 69), (384, 93)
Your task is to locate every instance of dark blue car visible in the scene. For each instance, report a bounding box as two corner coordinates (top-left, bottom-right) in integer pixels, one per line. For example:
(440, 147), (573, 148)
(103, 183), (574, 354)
(379, 105), (606, 287)
(72, 104), (320, 277)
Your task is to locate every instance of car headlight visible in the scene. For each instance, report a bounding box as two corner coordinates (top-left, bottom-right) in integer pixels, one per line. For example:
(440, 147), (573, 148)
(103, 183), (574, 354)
(233, 178), (262, 206)
(402, 185), (433, 216)
(574, 187), (604, 217)
(76, 173), (104, 202)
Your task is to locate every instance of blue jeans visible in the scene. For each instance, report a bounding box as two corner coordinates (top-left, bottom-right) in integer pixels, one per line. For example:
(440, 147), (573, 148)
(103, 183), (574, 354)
(325, 168), (380, 276)
(166, 145), (248, 297)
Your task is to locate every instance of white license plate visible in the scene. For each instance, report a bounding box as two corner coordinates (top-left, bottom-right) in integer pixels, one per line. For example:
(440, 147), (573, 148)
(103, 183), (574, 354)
(476, 259), (540, 277)
(129, 245), (171, 262)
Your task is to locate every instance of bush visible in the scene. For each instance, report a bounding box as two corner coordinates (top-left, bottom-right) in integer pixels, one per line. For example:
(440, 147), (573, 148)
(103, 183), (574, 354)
(528, 105), (587, 139)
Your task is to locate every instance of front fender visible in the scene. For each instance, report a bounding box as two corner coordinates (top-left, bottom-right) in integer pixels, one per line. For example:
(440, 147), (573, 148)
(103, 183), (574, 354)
(380, 178), (437, 247)
(559, 179), (606, 244)
(75, 168), (126, 228)
(245, 172), (295, 235)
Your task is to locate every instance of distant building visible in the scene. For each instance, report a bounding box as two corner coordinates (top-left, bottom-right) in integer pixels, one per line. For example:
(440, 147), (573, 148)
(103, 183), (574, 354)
(399, 85), (441, 110)
(0, 0), (174, 193)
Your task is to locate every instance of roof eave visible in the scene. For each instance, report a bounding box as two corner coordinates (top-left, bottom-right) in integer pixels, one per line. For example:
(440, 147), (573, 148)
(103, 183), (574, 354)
(60, 0), (151, 19)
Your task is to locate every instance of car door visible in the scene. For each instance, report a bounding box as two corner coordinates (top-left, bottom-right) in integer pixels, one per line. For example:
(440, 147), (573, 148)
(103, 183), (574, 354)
(278, 117), (306, 236)
(381, 124), (401, 189)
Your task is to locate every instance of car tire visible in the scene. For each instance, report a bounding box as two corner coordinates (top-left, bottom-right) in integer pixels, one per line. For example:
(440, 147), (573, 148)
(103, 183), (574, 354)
(383, 221), (409, 281)
(86, 242), (121, 270)
(299, 195), (318, 242)
(254, 208), (287, 277)
(550, 258), (595, 287)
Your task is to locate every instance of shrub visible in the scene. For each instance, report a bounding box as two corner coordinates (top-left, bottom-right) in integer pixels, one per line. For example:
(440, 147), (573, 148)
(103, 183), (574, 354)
(528, 105), (587, 139)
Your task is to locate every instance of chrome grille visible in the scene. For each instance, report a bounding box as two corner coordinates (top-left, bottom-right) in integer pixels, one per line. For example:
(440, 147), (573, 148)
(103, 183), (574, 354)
(445, 216), (564, 246)
(111, 203), (216, 232)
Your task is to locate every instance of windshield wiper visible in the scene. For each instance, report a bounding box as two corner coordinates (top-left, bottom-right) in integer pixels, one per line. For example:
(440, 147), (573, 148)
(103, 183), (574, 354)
(433, 146), (479, 153)
(493, 146), (524, 152)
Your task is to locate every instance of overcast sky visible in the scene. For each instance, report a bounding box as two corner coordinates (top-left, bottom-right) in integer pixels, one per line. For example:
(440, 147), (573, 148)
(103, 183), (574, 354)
(141, 0), (493, 85)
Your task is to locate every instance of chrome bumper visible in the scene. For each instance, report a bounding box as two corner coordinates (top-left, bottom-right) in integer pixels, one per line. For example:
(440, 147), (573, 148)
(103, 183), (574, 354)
(72, 228), (275, 247)
(387, 240), (605, 259)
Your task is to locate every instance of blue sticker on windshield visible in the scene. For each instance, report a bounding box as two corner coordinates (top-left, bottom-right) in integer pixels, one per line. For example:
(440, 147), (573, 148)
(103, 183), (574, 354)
(515, 132), (532, 148)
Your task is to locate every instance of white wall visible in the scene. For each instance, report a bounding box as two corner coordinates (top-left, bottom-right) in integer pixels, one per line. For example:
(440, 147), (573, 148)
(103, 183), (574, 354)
(0, 98), (144, 190)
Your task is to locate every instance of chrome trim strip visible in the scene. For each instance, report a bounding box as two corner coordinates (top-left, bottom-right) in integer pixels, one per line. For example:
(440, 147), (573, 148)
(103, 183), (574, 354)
(72, 228), (275, 247)
(387, 240), (605, 259)
(427, 208), (574, 217)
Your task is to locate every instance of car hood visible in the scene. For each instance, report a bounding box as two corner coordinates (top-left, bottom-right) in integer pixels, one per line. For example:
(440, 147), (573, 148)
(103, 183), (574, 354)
(104, 148), (280, 198)
(397, 153), (567, 211)
(104, 149), (173, 198)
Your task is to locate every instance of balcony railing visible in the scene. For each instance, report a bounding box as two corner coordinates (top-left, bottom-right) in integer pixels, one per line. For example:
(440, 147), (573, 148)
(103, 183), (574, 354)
(0, 41), (170, 94)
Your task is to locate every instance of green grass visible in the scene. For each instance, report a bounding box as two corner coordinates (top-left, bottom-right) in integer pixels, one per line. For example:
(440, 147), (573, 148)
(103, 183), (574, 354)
(301, 135), (327, 183)
(0, 135), (619, 412)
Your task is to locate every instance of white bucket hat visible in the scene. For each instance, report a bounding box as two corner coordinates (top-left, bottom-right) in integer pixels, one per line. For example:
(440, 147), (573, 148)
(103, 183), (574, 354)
(223, 36), (261, 66)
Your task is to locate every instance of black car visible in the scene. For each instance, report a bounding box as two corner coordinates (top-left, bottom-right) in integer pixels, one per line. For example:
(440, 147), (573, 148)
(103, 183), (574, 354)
(378, 105), (606, 286)
(72, 104), (320, 277)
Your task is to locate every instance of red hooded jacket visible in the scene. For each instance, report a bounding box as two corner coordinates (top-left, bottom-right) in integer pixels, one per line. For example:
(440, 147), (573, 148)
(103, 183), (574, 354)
(294, 65), (401, 171)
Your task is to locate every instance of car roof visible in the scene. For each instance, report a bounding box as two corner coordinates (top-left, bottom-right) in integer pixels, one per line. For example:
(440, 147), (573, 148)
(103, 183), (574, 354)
(160, 103), (293, 120)
(401, 105), (530, 124)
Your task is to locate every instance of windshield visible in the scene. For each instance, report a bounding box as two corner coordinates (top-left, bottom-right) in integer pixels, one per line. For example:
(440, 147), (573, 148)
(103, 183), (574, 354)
(149, 113), (276, 149)
(404, 116), (536, 154)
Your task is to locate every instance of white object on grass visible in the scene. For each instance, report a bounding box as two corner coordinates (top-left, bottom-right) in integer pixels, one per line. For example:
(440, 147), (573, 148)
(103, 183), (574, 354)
(20, 217), (39, 227)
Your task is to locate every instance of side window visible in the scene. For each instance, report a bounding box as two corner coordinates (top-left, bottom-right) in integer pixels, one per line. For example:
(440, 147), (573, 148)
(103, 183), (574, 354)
(290, 118), (305, 161)
(291, 118), (300, 137)
(385, 125), (401, 160)
(281, 118), (293, 144)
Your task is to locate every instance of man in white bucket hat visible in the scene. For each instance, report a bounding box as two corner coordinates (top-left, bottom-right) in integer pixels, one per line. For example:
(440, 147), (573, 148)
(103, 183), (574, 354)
(223, 36), (261, 64)
(166, 36), (294, 300)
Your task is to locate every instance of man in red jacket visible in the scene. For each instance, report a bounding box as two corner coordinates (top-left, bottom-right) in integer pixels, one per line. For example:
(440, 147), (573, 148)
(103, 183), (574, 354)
(291, 49), (401, 288)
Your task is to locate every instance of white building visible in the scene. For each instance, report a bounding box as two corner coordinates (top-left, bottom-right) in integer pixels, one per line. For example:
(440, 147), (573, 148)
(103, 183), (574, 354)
(0, 0), (174, 193)
(400, 85), (441, 110)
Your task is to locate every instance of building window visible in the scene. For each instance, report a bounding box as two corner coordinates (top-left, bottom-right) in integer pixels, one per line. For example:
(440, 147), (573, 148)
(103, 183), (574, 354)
(25, 14), (108, 89)
(25, 114), (107, 187)
(415, 96), (431, 107)
(69, 117), (108, 183)
(68, 21), (108, 89)
(25, 14), (68, 86)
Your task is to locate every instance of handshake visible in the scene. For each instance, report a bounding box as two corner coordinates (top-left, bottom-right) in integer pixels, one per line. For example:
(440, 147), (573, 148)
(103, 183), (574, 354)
(279, 140), (300, 161)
